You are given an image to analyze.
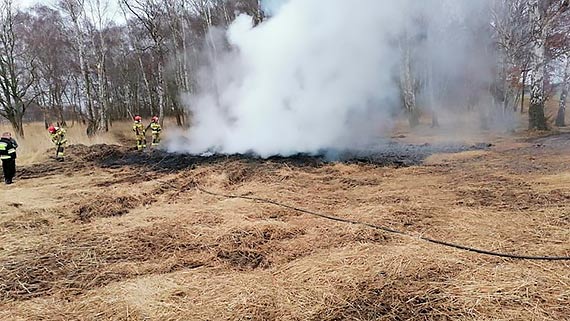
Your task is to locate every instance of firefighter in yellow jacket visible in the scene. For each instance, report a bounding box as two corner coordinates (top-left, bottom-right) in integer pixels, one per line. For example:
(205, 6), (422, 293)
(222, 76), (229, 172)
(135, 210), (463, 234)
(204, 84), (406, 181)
(48, 125), (67, 161)
(145, 116), (162, 147)
(132, 115), (146, 150)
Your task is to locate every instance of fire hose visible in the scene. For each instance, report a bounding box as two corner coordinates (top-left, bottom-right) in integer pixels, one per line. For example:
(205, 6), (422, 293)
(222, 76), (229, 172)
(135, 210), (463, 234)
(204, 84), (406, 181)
(196, 186), (570, 261)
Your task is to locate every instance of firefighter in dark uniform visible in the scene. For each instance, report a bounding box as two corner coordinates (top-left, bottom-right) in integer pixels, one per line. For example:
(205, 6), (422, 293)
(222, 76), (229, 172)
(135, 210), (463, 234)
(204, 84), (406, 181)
(0, 132), (18, 184)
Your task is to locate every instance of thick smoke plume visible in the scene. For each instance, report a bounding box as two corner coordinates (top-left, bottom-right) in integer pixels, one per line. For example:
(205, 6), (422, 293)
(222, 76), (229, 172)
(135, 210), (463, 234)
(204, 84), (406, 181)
(170, 0), (494, 157)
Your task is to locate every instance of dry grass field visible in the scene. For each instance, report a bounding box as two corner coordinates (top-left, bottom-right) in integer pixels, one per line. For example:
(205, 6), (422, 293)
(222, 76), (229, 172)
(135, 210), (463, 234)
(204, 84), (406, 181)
(0, 112), (569, 320)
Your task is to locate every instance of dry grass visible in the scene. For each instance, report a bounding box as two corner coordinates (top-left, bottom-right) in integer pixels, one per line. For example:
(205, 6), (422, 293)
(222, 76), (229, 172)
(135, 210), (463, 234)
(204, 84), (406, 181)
(0, 118), (184, 166)
(1, 119), (570, 320)
(0, 122), (126, 165)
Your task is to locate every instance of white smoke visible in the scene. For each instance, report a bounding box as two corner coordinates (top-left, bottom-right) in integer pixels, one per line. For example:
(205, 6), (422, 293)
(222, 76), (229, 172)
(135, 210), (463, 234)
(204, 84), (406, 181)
(260, 0), (287, 16)
(170, 0), (494, 157)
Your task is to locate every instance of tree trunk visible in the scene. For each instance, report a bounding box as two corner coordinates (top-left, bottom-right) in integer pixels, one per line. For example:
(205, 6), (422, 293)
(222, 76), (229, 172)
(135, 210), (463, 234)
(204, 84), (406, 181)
(520, 69), (527, 113)
(181, 18), (190, 93)
(58, 108), (67, 127)
(431, 112), (439, 128)
(172, 97), (185, 126)
(10, 111), (24, 138)
(97, 57), (108, 132)
(157, 58), (165, 126)
(205, 6), (222, 108)
(399, 35), (419, 128)
(138, 54), (154, 116)
(502, 63), (510, 112)
(43, 109), (49, 129)
(97, 60), (108, 132)
(555, 90), (566, 127)
(54, 92), (67, 127)
(92, 0), (109, 132)
(70, 8), (96, 135)
(555, 57), (570, 127)
(528, 0), (548, 130)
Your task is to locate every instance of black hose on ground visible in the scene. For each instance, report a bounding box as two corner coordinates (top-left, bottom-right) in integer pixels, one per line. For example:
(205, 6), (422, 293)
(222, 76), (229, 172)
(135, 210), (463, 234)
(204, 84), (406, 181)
(196, 186), (570, 261)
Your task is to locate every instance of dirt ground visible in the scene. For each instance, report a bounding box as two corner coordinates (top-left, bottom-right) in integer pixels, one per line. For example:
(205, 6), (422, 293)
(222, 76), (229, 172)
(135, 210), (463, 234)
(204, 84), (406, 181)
(0, 125), (569, 320)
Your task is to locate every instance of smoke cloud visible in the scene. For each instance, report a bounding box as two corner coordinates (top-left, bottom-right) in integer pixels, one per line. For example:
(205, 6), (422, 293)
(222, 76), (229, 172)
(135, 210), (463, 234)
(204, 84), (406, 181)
(170, 0), (495, 157)
(260, 0), (287, 16)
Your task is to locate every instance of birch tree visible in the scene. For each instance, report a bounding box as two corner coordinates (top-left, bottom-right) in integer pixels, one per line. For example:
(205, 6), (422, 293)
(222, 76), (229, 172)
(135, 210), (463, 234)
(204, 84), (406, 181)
(528, 0), (569, 130)
(399, 33), (419, 128)
(555, 55), (570, 126)
(528, 0), (550, 129)
(164, 0), (191, 126)
(86, 0), (113, 131)
(60, 0), (99, 135)
(121, 0), (167, 126)
(488, 0), (527, 115)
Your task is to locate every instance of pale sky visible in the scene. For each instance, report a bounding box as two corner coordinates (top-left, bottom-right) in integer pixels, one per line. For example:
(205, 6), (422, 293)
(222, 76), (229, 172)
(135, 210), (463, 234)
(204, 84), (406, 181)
(18, 0), (57, 9)
(18, 0), (124, 23)
(19, 0), (287, 18)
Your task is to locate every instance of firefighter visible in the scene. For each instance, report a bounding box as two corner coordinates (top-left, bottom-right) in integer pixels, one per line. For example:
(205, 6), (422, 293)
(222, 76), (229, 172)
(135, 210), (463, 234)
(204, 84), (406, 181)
(146, 116), (162, 147)
(48, 125), (67, 161)
(0, 132), (18, 184)
(132, 115), (146, 150)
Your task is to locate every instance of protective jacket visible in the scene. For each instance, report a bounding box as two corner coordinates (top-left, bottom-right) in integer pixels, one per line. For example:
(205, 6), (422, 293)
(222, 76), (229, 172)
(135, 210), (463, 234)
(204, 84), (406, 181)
(0, 137), (17, 160)
(50, 128), (67, 145)
(133, 122), (146, 150)
(146, 122), (162, 146)
(50, 128), (67, 159)
(149, 123), (161, 135)
(0, 137), (17, 184)
(133, 122), (145, 136)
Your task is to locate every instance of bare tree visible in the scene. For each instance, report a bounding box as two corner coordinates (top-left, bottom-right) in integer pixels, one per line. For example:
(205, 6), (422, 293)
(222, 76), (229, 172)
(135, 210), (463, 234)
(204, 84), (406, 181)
(121, 0), (168, 126)
(491, 0), (531, 114)
(87, 0), (112, 131)
(60, 0), (98, 135)
(0, 0), (37, 137)
(23, 5), (72, 127)
(528, 0), (569, 130)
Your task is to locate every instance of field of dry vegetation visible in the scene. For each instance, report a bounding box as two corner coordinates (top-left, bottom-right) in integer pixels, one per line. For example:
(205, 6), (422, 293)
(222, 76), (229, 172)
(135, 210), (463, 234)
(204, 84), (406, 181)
(0, 118), (569, 320)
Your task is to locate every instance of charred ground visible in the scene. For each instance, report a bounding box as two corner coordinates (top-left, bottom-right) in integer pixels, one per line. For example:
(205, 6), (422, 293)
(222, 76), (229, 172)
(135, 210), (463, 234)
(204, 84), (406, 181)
(20, 140), (492, 178)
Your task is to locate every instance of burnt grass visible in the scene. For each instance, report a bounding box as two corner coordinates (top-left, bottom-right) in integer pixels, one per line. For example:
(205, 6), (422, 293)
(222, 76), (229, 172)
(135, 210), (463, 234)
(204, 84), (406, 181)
(18, 142), (491, 180)
(98, 142), (491, 171)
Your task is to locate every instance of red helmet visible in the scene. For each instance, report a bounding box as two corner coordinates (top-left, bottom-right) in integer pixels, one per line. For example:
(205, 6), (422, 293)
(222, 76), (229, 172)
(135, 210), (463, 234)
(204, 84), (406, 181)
(48, 125), (56, 134)
(151, 116), (159, 123)
(134, 115), (142, 122)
